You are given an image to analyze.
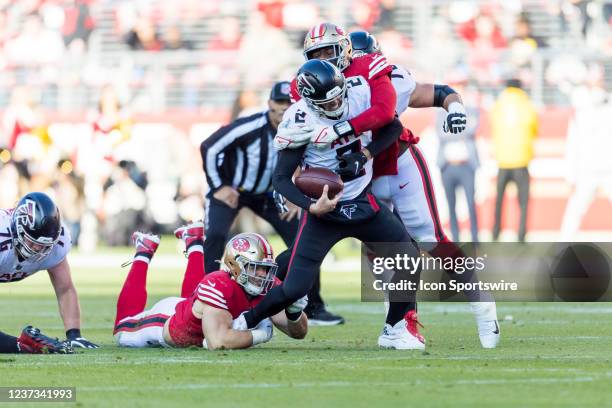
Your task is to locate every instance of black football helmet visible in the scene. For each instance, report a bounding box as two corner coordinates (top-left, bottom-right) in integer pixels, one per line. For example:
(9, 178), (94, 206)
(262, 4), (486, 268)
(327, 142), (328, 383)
(296, 59), (347, 119)
(10, 192), (61, 262)
(349, 31), (381, 58)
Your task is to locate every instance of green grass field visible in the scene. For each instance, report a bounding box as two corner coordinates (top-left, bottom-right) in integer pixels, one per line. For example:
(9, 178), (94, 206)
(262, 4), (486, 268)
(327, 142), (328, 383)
(1, 238), (611, 407)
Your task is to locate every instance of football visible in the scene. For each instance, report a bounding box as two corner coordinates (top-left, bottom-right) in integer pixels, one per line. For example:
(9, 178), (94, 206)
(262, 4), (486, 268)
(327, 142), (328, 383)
(295, 167), (344, 199)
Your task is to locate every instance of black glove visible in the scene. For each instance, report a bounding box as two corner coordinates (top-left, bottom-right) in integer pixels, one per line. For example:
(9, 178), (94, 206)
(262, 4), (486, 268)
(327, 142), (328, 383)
(336, 151), (368, 179)
(273, 190), (289, 214)
(443, 107), (467, 134)
(66, 329), (99, 349)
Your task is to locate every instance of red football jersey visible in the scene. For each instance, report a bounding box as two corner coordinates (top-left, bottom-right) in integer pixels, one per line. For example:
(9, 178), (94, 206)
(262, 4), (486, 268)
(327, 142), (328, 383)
(167, 271), (278, 347)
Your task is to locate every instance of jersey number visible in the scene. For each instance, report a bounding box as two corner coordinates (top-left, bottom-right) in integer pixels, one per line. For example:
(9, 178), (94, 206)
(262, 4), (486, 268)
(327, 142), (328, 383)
(346, 77), (364, 88)
(336, 140), (365, 182)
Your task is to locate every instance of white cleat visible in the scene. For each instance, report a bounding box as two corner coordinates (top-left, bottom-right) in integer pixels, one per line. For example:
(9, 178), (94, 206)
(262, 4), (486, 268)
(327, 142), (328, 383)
(470, 302), (500, 349)
(377, 311), (426, 350)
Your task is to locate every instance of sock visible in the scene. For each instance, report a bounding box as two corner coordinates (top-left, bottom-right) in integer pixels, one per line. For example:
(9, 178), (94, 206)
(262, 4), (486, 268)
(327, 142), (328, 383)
(385, 302), (413, 326)
(0, 331), (19, 353)
(114, 259), (149, 329)
(181, 245), (204, 297)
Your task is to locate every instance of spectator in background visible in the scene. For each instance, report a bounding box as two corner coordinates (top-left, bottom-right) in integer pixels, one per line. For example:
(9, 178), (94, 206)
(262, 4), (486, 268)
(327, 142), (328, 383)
(229, 88), (262, 121)
(378, 0), (397, 29)
(349, 0), (381, 31)
(4, 12), (65, 68)
(52, 159), (86, 246)
(162, 25), (193, 50)
(490, 79), (538, 242)
(436, 77), (481, 243)
(509, 15), (544, 77)
(124, 16), (163, 51)
(2, 86), (48, 151)
(560, 67), (612, 239)
(61, 0), (95, 52)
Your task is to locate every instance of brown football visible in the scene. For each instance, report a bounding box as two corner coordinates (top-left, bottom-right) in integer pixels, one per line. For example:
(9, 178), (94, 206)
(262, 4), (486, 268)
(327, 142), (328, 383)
(295, 167), (344, 199)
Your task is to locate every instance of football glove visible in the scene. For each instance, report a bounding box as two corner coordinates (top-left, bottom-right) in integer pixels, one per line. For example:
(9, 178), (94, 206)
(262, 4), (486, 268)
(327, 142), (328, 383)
(336, 151), (368, 179)
(273, 190), (289, 215)
(286, 294), (309, 315)
(66, 329), (99, 349)
(273, 120), (314, 150)
(442, 102), (467, 135)
(251, 318), (273, 346)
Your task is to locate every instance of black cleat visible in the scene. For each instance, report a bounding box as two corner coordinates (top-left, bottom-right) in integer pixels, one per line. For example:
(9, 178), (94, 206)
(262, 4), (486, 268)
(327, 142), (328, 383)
(306, 306), (345, 326)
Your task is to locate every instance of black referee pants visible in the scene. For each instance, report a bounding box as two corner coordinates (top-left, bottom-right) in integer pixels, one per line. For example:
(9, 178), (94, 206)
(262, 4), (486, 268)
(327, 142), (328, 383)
(245, 198), (420, 328)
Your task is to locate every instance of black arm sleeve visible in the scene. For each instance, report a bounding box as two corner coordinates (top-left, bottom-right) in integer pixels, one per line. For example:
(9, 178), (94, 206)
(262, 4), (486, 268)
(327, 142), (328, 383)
(366, 117), (403, 157)
(272, 146), (312, 211)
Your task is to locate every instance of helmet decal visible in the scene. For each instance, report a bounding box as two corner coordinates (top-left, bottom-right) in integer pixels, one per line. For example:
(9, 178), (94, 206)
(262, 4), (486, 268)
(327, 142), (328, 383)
(297, 74), (316, 97)
(232, 237), (250, 252)
(14, 199), (36, 230)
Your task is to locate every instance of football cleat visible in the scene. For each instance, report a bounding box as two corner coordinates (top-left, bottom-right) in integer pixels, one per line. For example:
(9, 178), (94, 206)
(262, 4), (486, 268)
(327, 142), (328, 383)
(131, 231), (160, 256)
(17, 326), (74, 354)
(305, 304), (345, 326)
(470, 302), (500, 349)
(378, 310), (426, 350)
(174, 220), (205, 247)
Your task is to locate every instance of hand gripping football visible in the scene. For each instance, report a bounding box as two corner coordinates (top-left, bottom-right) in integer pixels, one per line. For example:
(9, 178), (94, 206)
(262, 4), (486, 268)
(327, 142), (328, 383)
(294, 167), (344, 199)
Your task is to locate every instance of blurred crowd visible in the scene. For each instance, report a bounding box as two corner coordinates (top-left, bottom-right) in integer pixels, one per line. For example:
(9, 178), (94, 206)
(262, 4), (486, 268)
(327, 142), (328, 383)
(1, 0), (612, 247)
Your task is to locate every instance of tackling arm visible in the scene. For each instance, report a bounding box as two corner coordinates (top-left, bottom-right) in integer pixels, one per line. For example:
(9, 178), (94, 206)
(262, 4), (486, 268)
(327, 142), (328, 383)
(270, 311), (308, 339)
(201, 303), (269, 350)
(347, 74), (397, 135)
(408, 83), (463, 110)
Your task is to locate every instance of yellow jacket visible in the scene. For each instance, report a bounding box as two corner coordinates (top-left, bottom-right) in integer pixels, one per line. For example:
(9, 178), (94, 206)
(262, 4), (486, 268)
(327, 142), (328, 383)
(490, 87), (538, 169)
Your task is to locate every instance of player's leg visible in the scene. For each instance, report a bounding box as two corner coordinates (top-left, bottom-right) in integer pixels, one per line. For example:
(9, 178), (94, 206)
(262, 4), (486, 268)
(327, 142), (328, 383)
(203, 192), (239, 274)
(258, 197), (344, 326)
(243, 212), (342, 328)
(174, 220), (205, 297)
(460, 164), (479, 243)
(114, 232), (160, 328)
(0, 331), (19, 353)
(114, 297), (182, 348)
(352, 203), (424, 350)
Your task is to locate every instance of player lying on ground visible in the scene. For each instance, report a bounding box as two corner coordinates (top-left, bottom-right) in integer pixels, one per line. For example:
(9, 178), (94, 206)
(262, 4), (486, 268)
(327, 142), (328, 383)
(236, 59), (424, 350)
(0, 192), (97, 354)
(114, 222), (307, 350)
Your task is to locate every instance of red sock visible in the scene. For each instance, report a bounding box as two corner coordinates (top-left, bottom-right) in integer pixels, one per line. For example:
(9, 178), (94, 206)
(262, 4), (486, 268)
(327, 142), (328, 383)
(181, 249), (204, 297)
(114, 260), (149, 328)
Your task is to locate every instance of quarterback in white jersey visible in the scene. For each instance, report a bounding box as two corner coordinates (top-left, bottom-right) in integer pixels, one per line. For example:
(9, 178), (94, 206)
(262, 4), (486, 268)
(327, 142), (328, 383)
(0, 192), (98, 353)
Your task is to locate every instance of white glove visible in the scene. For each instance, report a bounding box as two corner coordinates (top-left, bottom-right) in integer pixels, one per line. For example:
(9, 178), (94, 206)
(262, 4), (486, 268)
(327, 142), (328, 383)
(251, 318), (273, 346)
(309, 124), (340, 149)
(286, 295), (308, 315)
(442, 102), (467, 135)
(231, 313), (248, 330)
(273, 120), (314, 150)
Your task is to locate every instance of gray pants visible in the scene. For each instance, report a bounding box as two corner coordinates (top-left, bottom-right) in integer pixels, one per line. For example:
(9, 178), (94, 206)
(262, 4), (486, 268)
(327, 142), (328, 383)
(441, 163), (478, 242)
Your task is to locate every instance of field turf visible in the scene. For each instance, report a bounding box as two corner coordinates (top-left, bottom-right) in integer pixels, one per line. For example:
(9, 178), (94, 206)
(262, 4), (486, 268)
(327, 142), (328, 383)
(1, 238), (611, 407)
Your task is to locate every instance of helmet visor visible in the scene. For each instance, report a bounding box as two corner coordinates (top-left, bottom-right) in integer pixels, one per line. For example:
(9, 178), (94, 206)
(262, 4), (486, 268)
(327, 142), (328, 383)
(237, 256), (278, 296)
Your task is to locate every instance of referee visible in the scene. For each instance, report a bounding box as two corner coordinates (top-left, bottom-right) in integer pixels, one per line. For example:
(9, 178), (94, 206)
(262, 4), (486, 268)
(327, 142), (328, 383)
(200, 81), (344, 325)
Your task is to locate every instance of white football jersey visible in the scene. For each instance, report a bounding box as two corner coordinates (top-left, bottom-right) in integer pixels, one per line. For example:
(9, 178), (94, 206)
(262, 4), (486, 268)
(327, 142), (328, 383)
(283, 77), (374, 200)
(0, 209), (72, 282)
(390, 64), (416, 115)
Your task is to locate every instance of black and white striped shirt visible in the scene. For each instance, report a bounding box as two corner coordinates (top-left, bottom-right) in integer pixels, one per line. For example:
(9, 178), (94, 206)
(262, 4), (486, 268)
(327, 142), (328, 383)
(200, 111), (278, 195)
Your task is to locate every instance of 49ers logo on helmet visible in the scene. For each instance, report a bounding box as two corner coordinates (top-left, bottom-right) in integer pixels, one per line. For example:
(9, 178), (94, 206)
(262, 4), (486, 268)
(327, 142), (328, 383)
(14, 199), (36, 230)
(232, 238), (250, 252)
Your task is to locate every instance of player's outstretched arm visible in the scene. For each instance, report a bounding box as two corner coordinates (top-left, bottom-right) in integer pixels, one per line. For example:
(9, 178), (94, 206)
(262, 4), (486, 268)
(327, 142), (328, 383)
(409, 83), (467, 134)
(346, 70), (397, 136)
(48, 259), (99, 349)
(270, 311), (308, 340)
(201, 304), (272, 350)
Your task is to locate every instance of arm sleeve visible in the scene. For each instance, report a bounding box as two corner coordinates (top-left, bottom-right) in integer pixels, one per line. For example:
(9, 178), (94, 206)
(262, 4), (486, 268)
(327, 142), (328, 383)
(366, 117), (403, 157)
(200, 126), (238, 190)
(272, 146), (312, 211)
(348, 74), (397, 135)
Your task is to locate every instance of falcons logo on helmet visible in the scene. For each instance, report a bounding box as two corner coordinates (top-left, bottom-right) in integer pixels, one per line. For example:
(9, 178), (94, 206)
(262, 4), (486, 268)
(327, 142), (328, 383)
(14, 199), (36, 230)
(297, 74), (316, 97)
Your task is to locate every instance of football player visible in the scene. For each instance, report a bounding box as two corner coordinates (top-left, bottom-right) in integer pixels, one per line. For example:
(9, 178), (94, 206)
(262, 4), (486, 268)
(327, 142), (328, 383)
(276, 26), (500, 349)
(114, 222), (307, 350)
(235, 59), (425, 350)
(0, 192), (97, 354)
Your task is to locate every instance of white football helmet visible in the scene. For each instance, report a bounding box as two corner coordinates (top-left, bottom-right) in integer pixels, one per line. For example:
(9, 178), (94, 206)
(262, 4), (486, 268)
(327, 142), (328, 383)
(303, 23), (352, 72)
